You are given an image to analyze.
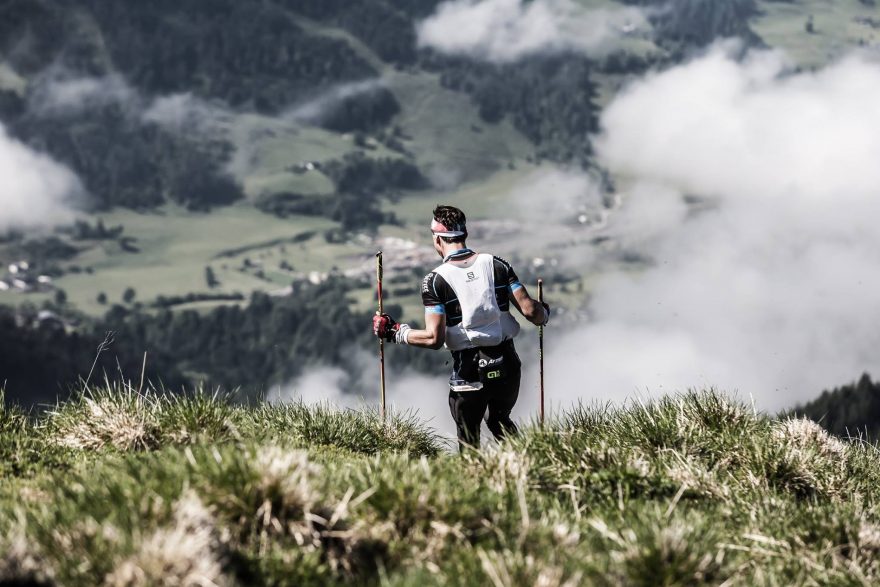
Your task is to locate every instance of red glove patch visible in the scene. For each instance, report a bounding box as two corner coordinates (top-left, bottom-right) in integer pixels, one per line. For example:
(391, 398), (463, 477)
(372, 314), (399, 340)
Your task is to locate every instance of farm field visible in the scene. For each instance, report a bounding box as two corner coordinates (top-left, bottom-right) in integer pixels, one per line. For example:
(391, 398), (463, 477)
(753, 0), (880, 68)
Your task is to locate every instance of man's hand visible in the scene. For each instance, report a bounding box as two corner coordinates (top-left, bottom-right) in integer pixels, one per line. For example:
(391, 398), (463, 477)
(511, 286), (552, 327)
(373, 313), (412, 344)
(541, 302), (551, 326)
(373, 313), (398, 341)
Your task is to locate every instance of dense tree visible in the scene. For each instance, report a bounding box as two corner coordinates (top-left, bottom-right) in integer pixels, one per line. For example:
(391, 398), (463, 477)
(0, 277), (450, 408)
(795, 373), (880, 440)
(622, 0), (761, 48)
(12, 103), (243, 211)
(427, 54), (600, 165)
(0, 305), (179, 406)
(257, 154), (426, 229)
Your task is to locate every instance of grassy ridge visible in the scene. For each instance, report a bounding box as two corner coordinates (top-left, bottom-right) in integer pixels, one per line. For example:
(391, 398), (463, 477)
(2, 387), (879, 585)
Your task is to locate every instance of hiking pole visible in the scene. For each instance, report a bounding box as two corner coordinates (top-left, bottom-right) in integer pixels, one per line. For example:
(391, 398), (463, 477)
(376, 251), (387, 422)
(538, 278), (545, 426)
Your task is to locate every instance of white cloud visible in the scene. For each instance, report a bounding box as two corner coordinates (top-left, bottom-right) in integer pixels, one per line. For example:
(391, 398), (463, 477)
(417, 0), (649, 63)
(142, 93), (233, 133)
(267, 349), (458, 444)
(545, 45), (880, 411)
(29, 73), (137, 116)
(509, 168), (606, 225)
(0, 123), (82, 231)
(287, 79), (384, 125)
(30, 72), (232, 136)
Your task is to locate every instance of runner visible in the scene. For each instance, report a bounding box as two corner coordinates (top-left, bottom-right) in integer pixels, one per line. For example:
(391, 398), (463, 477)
(373, 205), (550, 449)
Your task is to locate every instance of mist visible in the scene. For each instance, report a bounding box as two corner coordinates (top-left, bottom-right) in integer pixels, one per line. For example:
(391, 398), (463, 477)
(417, 0), (649, 63)
(28, 72), (137, 116)
(0, 123), (82, 232)
(142, 93), (233, 134)
(287, 79), (385, 125)
(267, 348), (457, 444)
(544, 44), (880, 412)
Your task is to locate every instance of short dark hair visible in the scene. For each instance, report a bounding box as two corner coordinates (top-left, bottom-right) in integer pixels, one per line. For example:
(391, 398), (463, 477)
(432, 205), (467, 244)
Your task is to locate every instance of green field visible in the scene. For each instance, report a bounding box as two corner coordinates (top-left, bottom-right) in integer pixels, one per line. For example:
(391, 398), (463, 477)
(7, 205), (338, 315)
(228, 113), (399, 199)
(753, 0), (880, 68)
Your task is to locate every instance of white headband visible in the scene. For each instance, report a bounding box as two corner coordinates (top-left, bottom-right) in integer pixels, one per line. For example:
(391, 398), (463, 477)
(431, 218), (466, 238)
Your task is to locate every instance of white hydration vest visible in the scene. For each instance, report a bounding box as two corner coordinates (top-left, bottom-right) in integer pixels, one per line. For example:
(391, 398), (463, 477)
(433, 253), (521, 351)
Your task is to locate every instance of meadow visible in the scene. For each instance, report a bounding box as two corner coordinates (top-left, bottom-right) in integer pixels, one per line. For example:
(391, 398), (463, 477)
(753, 0), (880, 68)
(2, 386), (878, 586)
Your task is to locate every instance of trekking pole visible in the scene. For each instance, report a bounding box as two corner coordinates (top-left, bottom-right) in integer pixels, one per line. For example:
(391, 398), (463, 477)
(538, 278), (545, 426)
(376, 251), (387, 422)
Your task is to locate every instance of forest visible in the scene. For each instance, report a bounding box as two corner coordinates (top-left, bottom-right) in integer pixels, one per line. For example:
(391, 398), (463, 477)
(0, 278), (448, 408)
(795, 373), (880, 441)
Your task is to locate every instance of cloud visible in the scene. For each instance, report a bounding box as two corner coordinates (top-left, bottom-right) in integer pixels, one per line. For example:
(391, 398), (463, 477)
(509, 168), (608, 226)
(142, 93), (233, 134)
(417, 0), (649, 63)
(286, 79), (385, 125)
(267, 349), (459, 445)
(0, 123), (82, 231)
(28, 73), (137, 116)
(29, 71), (233, 136)
(544, 45), (880, 411)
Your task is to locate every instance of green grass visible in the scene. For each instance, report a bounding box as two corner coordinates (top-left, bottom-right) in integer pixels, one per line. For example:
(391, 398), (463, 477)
(389, 71), (534, 186)
(2, 387), (880, 585)
(753, 0), (880, 68)
(0, 61), (26, 93)
(39, 204), (337, 314)
(228, 113), (402, 199)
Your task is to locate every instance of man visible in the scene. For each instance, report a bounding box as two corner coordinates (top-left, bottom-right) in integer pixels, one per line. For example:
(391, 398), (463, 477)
(373, 205), (550, 449)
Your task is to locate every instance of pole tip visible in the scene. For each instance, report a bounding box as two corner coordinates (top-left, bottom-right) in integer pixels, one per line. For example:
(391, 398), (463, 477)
(538, 278), (544, 286)
(376, 250), (382, 258)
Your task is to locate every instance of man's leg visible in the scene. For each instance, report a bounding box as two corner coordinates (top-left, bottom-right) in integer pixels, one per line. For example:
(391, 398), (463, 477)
(485, 350), (522, 441)
(449, 390), (489, 451)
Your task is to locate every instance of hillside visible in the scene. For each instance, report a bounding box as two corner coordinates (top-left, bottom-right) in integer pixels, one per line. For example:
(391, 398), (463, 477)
(2, 388), (880, 585)
(796, 373), (880, 441)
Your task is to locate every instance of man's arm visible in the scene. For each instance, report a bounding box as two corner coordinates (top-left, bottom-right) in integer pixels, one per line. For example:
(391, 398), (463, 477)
(510, 285), (549, 326)
(403, 311), (446, 350)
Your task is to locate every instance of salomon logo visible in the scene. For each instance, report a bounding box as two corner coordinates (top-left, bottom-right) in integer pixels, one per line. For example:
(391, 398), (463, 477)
(466, 271), (478, 282)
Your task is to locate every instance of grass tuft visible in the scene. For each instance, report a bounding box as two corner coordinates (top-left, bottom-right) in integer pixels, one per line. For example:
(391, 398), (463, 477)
(105, 491), (228, 587)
